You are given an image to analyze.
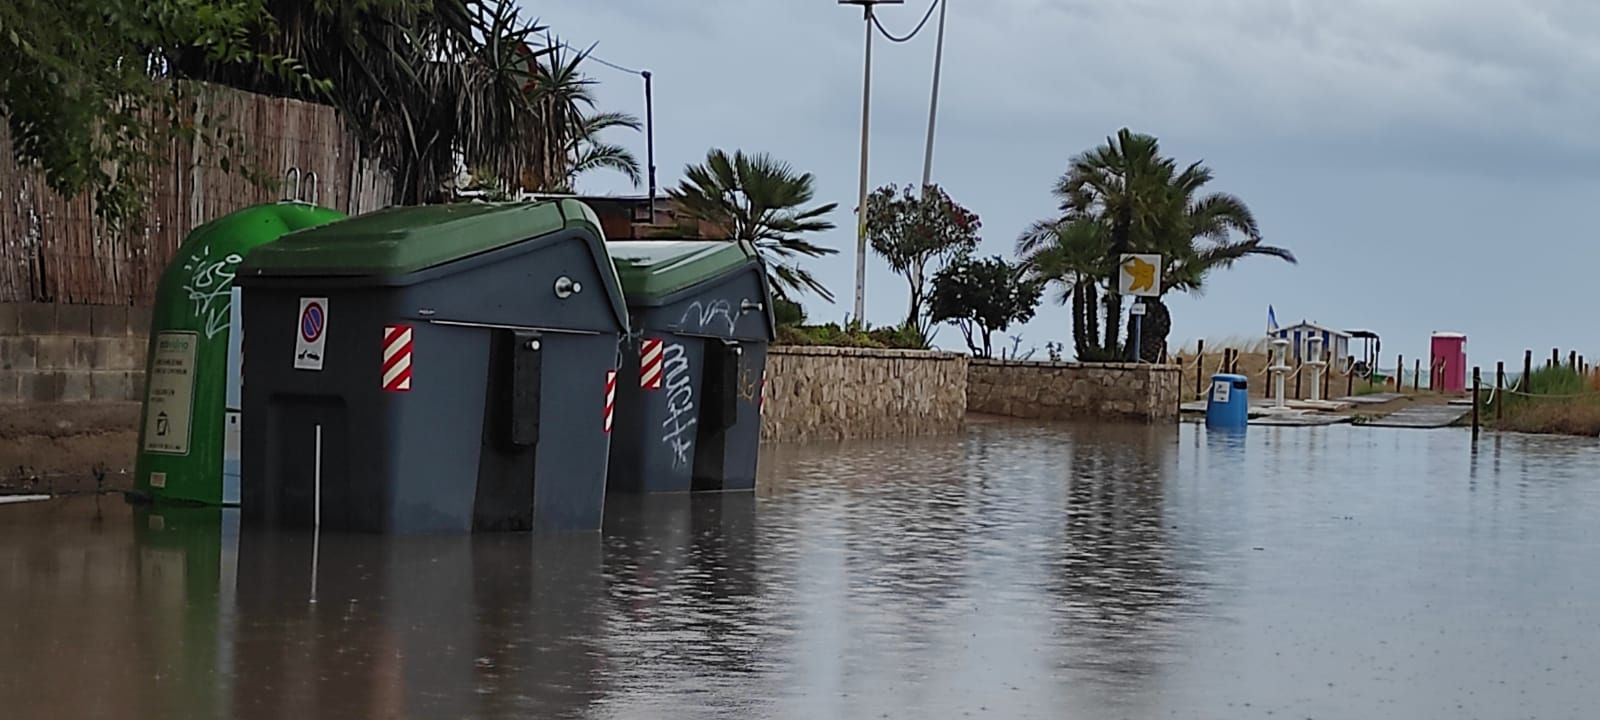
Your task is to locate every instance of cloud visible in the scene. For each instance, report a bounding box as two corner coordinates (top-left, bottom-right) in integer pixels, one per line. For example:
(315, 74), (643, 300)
(531, 0), (1600, 362)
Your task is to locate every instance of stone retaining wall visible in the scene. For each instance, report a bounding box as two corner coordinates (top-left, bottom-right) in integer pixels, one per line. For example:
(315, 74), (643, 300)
(967, 359), (1181, 422)
(760, 347), (968, 443)
(0, 303), (150, 403)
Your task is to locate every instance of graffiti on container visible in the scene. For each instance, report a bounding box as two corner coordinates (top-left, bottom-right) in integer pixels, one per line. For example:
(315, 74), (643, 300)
(680, 299), (735, 334)
(181, 247), (245, 339)
(660, 342), (697, 467)
(737, 363), (759, 402)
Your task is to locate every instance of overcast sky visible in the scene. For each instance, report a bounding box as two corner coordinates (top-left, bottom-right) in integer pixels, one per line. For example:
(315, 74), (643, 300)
(537, 0), (1600, 366)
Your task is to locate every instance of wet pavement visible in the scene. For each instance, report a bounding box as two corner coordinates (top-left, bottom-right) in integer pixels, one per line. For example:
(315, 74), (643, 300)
(4, 421), (1600, 719)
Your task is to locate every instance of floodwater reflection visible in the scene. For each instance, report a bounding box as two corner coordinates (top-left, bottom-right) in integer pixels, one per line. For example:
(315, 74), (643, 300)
(4, 421), (1600, 718)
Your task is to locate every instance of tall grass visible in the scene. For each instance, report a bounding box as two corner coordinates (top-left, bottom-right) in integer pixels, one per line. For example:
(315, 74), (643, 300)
(1491, 365), (1600, 436)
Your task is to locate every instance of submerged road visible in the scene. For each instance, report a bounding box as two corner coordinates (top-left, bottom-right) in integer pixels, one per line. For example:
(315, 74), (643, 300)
(2, 422), (1598, 719)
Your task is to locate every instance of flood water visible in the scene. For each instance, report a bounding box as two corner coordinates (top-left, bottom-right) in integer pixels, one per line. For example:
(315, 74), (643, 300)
(5, 421), (1600, 719)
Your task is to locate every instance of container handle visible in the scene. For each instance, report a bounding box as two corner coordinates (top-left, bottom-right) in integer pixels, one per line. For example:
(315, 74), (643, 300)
(303, 171), (319, 206)
(283, 167), (301, 203)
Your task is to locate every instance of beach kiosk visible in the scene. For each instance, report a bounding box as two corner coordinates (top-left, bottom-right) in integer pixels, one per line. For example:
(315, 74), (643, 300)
(1431, 332), (1467, 394)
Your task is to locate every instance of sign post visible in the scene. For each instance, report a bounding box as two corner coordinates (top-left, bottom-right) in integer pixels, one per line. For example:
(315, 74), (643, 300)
(1130, 301), (1147, 363)
(1118, 254), (1162, 362)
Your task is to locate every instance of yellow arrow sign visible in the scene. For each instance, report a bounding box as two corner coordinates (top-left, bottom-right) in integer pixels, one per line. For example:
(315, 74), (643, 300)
(1119, 253), (1161, 296)
(1123, 256), (1155, 292)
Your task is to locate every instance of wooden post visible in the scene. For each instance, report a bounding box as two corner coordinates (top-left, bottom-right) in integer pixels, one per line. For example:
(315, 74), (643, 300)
(1552, 348), (1560, 369)
(1570, 350), (1578, 372)
(1397, 354), (1404, 392)
(1346, 356), (1355, 397)
(1496, 361), (1505, 422)
(1323, 350), (1332, 399)
(1294, 360), (1302, 399)
(1413, 358), (1421, 392)
(1472, 366), (1481, 440)
(1195, 339), (1205, 398)
(1524, 350), (1533, 393)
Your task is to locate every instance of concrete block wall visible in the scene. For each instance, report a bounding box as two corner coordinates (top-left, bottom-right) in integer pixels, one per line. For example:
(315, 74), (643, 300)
(761, 347), (969, 443)
(0, 303), (150, 403)
(968, 359), (1182, 423)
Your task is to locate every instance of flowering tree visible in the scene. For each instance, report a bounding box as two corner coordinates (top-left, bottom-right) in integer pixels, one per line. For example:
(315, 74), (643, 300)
(865, 183), (981, 332)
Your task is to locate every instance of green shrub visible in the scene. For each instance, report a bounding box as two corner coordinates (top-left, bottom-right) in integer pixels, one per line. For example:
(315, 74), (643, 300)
(772, 298), (806, 327)
(774, 323), (926, 350)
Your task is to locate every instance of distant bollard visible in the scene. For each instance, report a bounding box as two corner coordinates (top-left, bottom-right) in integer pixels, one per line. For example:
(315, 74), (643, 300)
(1206, 373), (1250, 430)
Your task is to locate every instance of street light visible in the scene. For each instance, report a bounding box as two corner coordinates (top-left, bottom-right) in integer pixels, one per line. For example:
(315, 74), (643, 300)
(840, 0), (903, 327)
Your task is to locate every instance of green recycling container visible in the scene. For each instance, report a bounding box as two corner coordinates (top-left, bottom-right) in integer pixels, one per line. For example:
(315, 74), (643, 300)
(135, 202), (346, 505)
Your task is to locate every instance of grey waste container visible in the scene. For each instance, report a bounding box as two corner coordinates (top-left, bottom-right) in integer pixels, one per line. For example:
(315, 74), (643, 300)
(235, 200), (629, 533)
(605, 240), (775, 494)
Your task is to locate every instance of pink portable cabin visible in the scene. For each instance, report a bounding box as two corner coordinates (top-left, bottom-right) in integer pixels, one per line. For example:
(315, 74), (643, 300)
(1430, 332), (1467, 393)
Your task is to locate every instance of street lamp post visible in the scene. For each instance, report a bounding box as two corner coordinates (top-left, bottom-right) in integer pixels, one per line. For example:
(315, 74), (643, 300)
(642, 70), (657, 218)
(920, 0), (948, 191)
(840, 0), (902, 327)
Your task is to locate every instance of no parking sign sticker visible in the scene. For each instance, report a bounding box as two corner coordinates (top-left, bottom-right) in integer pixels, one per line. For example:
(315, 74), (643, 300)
(295, 297), (328, 371)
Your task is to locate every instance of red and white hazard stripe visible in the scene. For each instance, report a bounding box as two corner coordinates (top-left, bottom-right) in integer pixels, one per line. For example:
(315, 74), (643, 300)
(604, 370), (617, 433)
(639, 338), (664, 390)
(382, 325), (413, 392)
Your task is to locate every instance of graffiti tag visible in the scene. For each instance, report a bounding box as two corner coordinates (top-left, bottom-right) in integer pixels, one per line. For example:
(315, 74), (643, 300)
(181, 247), (244, 339)
(679, 299), (735, 335)
(660, 343), (697, 467)
(737, 363), (759, 403)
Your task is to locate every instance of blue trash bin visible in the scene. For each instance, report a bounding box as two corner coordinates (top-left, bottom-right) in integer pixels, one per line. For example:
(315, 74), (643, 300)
(1206, 373), (1249, 429)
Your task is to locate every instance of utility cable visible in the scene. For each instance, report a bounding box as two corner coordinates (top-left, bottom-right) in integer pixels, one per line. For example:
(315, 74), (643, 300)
(545, 40), (646, 76)
(583, 51), (645, 76)
(872, 0), (941, 43)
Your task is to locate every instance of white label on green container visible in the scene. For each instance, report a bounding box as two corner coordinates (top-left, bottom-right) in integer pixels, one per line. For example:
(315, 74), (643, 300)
(143, 331), (198, 455)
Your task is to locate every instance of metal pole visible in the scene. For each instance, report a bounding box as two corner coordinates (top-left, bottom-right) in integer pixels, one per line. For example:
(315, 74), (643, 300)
(1132, 312), (1143, 363)
(919, 0), (948, 190)
(852, 5), (875, 326)
(643, 70), (657, 218)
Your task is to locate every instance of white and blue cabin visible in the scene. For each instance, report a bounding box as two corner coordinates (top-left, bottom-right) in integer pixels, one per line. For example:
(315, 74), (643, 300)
(1270, 321), (1351, 363)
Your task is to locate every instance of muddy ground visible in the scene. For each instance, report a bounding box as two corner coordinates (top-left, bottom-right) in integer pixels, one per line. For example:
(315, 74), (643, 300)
(0, 403), (139, 494)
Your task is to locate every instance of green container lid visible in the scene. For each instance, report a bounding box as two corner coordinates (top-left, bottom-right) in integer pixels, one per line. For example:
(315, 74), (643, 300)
(609, 240), (759, 305)
(240, 201), (574, 277)
(238, 199), (628, 331)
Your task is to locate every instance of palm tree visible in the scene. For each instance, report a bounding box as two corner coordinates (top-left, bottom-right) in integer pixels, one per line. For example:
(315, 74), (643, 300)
(669, 149), (839, 301)
(1017, 217), (1109, 360)
(166, 3), (640, 204)
(1033, 129), (1293, 361)
(1126, 160), (1294, 361)
(567, 111), (642, 189)
(1057, 129), (1174, 355)
(167, 1), (552, 205)
(522, 40), (642, 192)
